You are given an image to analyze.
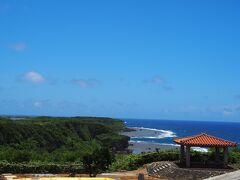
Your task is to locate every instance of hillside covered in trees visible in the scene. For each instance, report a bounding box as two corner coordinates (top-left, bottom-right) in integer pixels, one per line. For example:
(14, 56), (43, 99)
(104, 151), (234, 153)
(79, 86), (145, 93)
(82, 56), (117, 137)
(0, 116), (129, 165)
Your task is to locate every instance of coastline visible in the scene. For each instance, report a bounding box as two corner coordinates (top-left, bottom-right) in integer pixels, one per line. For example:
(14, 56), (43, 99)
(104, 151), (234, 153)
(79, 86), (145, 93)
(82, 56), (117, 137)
(128, 141), (179, 154)
(121, 126), (179, 154)
(122, 126), (209, 154)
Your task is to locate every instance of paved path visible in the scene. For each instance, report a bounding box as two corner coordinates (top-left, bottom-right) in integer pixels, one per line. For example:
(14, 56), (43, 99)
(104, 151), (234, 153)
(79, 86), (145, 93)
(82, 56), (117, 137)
(205, 170), (240, 180)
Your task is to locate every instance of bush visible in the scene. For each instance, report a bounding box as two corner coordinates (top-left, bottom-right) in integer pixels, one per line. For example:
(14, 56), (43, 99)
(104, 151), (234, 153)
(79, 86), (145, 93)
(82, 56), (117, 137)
(229, 147), (240, 168)
(82, 148), (113, 177)
(108, 150), (179, 171)
(0, 162), (84, 174)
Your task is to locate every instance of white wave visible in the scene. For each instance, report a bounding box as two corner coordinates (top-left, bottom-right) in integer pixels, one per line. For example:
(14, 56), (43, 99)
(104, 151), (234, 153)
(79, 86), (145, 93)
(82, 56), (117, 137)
(159, 143), (180, 147)
(129, 127), (177, 139)
(129, 140), (180, 147)
(129, 140), (145, 143)
(131, 126), (173, 132)
(192, 147), (208, 152)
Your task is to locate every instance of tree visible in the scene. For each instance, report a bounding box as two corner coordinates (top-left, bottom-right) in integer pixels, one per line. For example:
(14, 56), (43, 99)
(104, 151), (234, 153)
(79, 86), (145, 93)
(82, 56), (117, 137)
(82, 148), (113, 177)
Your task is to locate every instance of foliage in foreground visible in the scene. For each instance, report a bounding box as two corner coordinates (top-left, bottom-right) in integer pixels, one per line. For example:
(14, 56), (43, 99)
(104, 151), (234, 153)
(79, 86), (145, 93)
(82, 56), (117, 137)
(0, 162), (84, 174)
(108, 147), (240, 172)
(108, 150), (179, 171)
(82, 148), (113, 177)
(229, 148), (240, 168)
(0, 147), (240, 174)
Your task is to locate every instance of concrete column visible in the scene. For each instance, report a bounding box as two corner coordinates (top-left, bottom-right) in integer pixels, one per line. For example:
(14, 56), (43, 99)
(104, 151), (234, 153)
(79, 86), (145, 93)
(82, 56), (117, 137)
(186, 146), (191, 168)
(215, 147), (220, 163)
(223, 147), (228, 167)
(180, 145), (185, 164)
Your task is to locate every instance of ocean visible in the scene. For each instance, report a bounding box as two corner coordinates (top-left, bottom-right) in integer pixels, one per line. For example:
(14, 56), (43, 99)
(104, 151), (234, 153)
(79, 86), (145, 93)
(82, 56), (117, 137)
(124, 119), (240, 146)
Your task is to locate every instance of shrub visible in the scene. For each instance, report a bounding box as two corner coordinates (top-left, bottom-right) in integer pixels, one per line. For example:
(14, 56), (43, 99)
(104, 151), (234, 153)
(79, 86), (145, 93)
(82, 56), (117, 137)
(0, 162), (84, 174)
(82, 148), (113, 177)
(108, 150), (179, 172)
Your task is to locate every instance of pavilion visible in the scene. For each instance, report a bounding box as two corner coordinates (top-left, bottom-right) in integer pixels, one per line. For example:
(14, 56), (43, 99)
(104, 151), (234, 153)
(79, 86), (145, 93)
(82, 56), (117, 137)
(173, 133), (237, 168)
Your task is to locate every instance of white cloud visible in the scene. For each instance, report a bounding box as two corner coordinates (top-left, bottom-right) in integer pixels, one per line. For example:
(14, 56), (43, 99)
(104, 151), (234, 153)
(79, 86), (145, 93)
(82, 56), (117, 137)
(174, 104), (240, 117)
(73, 79), (100, 88)
(33, 101), (42, 108)
(9, 42), (26, 51)
(223, 110), (234, 116)
(148, 75), (165, 85)
(22, 71), (45, 84)
(222, 105), (240, 116)
(144, 75), (173, 90)
(195, 105), (240, 116)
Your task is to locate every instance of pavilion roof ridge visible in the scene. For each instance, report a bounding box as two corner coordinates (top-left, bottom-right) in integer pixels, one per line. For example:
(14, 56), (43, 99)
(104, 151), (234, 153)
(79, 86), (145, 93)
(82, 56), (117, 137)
(184, 133), (205, 143)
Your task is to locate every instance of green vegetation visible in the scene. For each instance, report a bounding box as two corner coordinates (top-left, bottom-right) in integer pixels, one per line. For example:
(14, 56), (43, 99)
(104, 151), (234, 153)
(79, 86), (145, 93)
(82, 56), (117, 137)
(0, 116), (129, 173)
(108, 148), (240, 172)
(82, 148), (113, 177)
(108, 150), (179, 171)
(1, 116), (240, 174)
(229, 148), (240, 169)
(0, 162), (84, 174)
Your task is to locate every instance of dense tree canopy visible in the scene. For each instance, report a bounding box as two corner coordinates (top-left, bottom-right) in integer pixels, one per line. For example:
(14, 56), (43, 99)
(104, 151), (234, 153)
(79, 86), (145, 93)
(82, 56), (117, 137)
(0, 116), (129, 164)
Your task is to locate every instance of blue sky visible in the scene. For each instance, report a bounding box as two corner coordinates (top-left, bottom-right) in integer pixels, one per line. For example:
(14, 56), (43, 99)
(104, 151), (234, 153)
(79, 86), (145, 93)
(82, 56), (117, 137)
(0, 0), (240, 121)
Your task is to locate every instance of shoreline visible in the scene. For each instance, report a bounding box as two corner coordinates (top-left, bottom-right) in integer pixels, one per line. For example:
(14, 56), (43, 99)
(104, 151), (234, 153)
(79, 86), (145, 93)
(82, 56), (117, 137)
(128, 141), (179, 154)
(121, 126), (178, 154)
(122, 126), (209, 154)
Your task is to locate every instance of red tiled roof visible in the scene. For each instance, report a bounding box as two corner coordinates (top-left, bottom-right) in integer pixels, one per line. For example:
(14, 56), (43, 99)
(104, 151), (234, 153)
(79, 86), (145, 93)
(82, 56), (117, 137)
(174, 133), (237, 147)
